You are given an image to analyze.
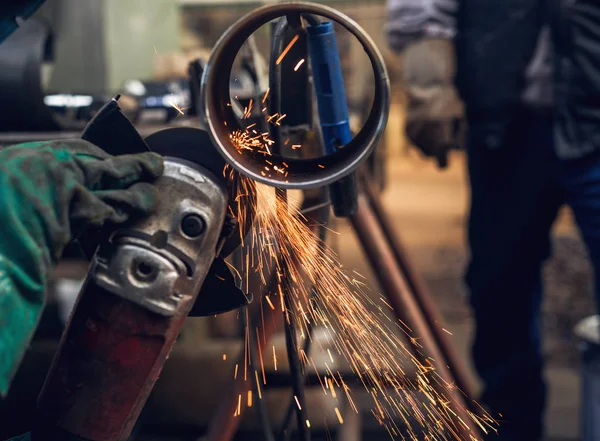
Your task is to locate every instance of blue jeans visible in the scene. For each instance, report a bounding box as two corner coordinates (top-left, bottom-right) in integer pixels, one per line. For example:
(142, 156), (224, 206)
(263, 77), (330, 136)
(466, 108), (600, 440)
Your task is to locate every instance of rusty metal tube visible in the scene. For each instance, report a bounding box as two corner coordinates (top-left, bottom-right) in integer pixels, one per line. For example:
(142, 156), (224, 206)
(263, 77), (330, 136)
(350, 194), (479, 439)
(361, 177), (477, 398)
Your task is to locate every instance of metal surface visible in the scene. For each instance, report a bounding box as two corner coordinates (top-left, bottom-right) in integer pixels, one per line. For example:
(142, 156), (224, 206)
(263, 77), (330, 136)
(36, 159), (231, 441)
(350, 193), (480, 439)
(200, 2), (390, 189)
(93, 160), (228, 316)
(94, 245), (185, 316)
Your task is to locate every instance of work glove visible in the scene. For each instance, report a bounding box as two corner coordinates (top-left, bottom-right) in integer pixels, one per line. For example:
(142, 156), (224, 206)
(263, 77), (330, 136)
(401, 39), (465, 168)
(0, 140), (164, 397)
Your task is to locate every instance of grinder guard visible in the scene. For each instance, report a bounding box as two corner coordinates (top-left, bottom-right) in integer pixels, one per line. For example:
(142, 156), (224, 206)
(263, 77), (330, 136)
(78, 96), (252, 316)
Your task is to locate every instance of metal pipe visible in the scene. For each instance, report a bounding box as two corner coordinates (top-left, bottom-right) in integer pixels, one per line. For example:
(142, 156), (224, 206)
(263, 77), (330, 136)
(201, 2), (390, 189)
(282, 289), (311, 441)
(350, 194), (480, 439)
(361, 176), (477, 399)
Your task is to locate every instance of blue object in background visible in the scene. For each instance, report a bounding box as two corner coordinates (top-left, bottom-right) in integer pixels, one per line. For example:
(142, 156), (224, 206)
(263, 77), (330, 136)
(307, 22), (353, 154)
(307, 21), (357, 217)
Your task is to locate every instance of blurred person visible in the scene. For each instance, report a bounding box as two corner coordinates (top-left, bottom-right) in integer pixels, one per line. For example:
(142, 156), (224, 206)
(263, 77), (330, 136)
(386, 1), (600, 440)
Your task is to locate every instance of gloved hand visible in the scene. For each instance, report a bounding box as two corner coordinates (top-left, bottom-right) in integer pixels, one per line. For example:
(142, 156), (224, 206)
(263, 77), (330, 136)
(0, 140), (164, 396)
(401, 39), (465, 168)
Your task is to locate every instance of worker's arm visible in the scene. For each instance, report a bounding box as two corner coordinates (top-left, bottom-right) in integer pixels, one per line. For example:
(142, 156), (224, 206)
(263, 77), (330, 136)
(385, 0), (464, 168)
(385, 0), (458, 52)
(0, 140), (164, 397)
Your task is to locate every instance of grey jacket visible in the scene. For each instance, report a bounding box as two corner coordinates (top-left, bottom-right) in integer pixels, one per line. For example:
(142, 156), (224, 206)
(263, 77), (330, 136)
(386, 0), (552, 110)
(385, 0), (557, 151)
(386, 0), (600, 160)
(386, 0), (458, 50)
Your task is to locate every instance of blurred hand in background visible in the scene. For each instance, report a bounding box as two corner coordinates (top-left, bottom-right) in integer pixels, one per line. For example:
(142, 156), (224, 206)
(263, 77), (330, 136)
(401, 39), (465, 168)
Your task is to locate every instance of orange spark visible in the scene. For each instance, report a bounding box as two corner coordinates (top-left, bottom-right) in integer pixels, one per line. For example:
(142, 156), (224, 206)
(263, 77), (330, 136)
(255, 370), (263, 399)
(170, 102), (185, 116)
(256, 327), (266, 384)
(222, 122), (496, 439)
(265, 296), (275, 310)
(276, 34), (299, 65)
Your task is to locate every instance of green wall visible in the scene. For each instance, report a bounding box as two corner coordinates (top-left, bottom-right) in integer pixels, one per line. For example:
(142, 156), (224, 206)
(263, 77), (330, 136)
(39, 0), (180, 94)
(42, 0), (107, 95)
(103, 0), (181, 92)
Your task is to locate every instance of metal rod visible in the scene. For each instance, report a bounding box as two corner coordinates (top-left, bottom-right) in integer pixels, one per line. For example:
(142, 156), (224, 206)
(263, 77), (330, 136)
(282, 290), (311, 441)
(350, 194), (479, 439)
(206, 282), (280, 441)
(280, 203), (327, 441)
(361, 176), (477, 399)
(246, 308), (277, 441)
(269, 18), (311, 441)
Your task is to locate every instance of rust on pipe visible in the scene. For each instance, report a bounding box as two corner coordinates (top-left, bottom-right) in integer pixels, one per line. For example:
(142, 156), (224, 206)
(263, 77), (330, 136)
(361, 176), (477, 398)
(350, 194), (479, 439)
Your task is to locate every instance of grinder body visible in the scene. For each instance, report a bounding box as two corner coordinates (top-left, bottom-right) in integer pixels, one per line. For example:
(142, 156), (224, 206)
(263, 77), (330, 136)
(35, 158), (230, 441)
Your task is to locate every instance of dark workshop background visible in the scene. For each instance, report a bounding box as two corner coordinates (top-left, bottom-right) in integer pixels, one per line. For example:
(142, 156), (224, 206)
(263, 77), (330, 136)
(0, 1), (590, 441)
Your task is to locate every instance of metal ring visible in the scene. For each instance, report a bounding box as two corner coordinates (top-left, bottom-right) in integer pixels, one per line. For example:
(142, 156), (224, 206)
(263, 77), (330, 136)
(200, 2), (390, 189)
